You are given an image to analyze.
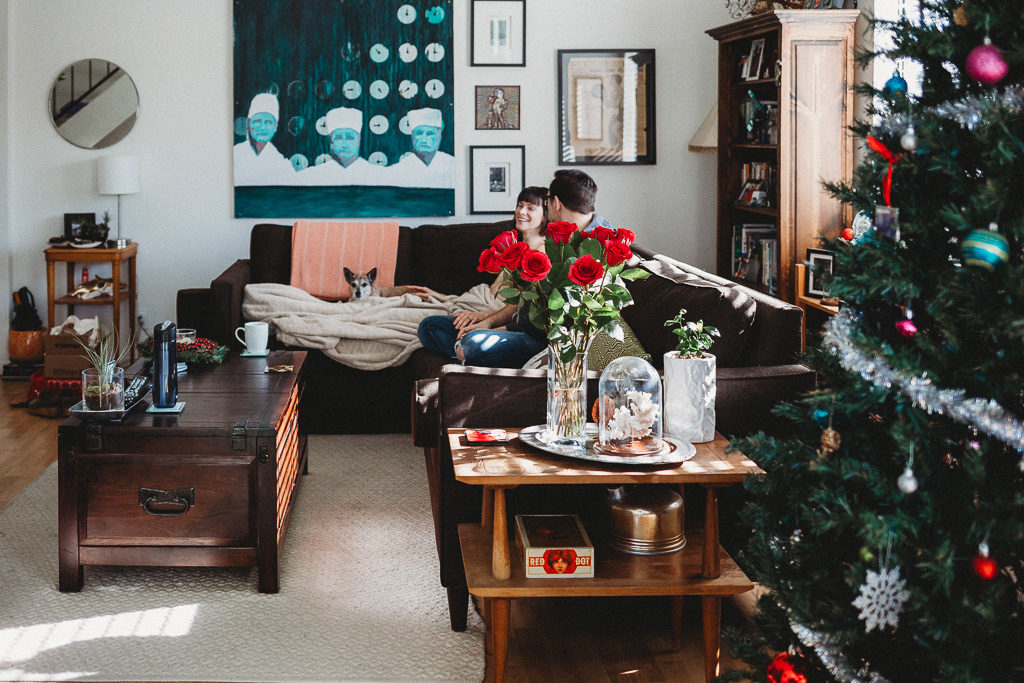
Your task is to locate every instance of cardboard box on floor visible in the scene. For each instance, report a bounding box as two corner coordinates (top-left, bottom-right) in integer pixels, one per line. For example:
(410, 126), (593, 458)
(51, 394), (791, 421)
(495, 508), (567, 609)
(44, 334), (92, 379)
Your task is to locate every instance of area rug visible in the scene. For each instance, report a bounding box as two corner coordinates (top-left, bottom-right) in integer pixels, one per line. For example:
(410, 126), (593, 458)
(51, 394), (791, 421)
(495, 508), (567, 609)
(0, 435), (485, 682)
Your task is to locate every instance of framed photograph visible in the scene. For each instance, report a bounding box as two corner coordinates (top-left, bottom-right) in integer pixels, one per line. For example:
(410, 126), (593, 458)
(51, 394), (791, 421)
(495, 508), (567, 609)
(471, 0), (525, 66)
(745, 38), (766, 81)
(557, 49), (656, 165)
(63, 213), (95, 241)
(805, 248), (835, 298)
(469, 145), (525, 214)
(475, 86), (521, 130)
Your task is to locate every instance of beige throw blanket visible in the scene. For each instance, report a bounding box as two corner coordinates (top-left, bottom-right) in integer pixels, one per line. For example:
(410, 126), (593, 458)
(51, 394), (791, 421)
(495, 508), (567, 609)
(242, 283), (499, 370)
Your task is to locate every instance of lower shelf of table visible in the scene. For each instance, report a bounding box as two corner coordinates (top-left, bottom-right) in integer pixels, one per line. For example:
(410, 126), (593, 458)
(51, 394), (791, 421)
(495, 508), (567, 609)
(459, 524), (754, 598)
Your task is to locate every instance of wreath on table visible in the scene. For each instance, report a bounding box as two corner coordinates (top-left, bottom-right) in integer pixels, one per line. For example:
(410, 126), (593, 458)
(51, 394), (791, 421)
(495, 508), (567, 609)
(137, 336), (229, 369)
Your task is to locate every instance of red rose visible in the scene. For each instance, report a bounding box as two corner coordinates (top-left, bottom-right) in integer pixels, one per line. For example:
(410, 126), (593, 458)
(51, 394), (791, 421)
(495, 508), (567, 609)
(589, 225), (616, 246)
(613, 228), (636, 245)
(546, 221), (578, 245)
(490, 230), (518, 252)
(568, 254), (604, 286)
(604, 241), (633, 267)
(477, 247), (504, 273)
(500, 242), (529, 269)
(520, 250), (552, 282)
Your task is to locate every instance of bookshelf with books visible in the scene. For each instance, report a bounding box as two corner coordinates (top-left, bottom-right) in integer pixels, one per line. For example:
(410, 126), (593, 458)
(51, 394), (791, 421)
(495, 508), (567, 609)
(708, 10), (857, 302)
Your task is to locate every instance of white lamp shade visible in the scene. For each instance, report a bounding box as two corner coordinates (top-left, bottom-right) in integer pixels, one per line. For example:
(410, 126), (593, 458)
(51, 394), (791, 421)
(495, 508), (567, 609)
(97, 155), (140, 195)
(687, 104), (718, 152)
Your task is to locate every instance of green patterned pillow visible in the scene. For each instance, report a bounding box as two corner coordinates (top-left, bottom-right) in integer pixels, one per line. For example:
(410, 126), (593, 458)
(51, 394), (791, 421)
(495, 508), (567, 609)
(587, 319), (651, 372)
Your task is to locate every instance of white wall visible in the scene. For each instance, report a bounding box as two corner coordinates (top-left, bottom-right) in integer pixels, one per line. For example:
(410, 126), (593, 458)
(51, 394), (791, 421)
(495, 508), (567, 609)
(1, 0), (10, 360)
(5, 0), (733, 357)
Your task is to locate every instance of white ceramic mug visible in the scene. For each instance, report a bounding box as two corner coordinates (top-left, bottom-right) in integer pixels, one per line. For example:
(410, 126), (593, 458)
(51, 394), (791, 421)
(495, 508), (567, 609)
(235, 321), (269, 354)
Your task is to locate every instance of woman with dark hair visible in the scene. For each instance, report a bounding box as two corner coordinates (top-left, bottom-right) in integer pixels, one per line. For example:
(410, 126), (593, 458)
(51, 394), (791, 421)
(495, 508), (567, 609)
(417, 186), (549, 367)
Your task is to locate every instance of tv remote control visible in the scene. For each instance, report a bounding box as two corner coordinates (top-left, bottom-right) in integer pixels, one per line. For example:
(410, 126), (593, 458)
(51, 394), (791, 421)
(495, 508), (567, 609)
(123, 375), (151, 410)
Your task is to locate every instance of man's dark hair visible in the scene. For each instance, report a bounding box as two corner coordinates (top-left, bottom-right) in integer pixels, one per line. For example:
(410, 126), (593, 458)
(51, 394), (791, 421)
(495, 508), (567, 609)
(548, 169), (596, 214)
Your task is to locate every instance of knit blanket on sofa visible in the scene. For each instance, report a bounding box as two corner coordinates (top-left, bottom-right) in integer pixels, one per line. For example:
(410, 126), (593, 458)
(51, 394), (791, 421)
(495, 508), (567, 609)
(242, 283), (499, 370)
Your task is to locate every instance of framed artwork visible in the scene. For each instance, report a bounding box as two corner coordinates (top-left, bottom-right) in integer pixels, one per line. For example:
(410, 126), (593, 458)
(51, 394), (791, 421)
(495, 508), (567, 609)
(232, 0), (454, 218)
(805, 248), (835, 298)
(471, 0), (525, 66)
(557, 49), (656, 165)
(63, 213), (95, 241)
(469, 145), (524, 214)
(475, 86), (521, 130)
(745, 38), (766, 81)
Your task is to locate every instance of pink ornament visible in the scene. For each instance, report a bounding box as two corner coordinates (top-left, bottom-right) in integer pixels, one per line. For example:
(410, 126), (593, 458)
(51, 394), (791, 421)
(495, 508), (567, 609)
(966, 39), (1009, 85)
(896, 319), (918, 337)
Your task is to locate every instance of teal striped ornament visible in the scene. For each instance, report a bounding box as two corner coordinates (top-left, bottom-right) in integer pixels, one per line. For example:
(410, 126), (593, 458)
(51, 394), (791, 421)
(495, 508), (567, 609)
(961, 228), (1010, 271)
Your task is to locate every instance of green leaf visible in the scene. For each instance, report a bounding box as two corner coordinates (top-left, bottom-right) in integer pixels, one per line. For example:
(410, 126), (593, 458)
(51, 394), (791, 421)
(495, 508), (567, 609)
(521, 290), (539, 301)
(583, 296), (602, 310)
(498, 287), (519, 300)
(581, 237), (603, 259)
(548, 289), (566, 310)
(560, 345), (577, 363)
(619, 268), (649, 280)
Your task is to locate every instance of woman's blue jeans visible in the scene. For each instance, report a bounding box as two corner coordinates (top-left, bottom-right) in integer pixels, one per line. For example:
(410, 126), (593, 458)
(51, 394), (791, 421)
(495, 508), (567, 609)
(417, 315), (546, 368)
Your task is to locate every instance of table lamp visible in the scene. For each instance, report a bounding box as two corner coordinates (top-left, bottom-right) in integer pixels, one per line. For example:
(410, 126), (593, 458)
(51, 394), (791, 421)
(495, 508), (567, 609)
(97, 155), (140, 247)
(687, 104), (718, 153)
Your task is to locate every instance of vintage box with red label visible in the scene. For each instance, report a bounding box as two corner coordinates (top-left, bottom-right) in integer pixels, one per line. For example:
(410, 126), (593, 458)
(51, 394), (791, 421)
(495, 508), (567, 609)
(514, 514), (594, 578)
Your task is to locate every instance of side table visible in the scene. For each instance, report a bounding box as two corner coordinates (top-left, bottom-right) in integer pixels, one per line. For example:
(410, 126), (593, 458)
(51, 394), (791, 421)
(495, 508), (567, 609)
(45, 243), (138, 359)
(449, 428), (763, 683)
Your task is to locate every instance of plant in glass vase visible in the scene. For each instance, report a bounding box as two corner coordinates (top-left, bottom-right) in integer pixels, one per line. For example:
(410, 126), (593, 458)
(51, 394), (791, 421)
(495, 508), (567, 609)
(478, 222), (648, 445)
(75, 324), (133, 411)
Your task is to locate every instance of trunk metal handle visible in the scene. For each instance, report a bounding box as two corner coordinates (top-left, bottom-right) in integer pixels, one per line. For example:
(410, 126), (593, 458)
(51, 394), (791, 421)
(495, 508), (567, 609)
(138, 487), (194, 517)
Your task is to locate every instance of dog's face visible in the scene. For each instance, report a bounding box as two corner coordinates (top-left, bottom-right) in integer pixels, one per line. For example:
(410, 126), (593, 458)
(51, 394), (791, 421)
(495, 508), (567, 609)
(343, 267), (377, 300)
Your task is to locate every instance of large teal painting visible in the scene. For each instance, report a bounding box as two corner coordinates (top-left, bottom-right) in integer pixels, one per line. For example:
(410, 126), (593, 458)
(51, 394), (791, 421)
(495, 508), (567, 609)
(233, 0), (454, 217)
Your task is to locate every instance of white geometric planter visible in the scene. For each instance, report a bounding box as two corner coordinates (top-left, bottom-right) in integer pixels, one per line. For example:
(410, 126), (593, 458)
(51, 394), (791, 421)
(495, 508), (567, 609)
(662, 351), (716, 443)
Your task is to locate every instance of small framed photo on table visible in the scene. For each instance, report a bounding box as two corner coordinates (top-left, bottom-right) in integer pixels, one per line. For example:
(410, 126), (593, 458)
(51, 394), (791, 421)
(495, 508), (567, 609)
(471, 0), (526, 66)
(469, 145), (525, 214)
(805, 248), (835, 298)
(475, 86), (521, 130)
(63, 213), (95, 241)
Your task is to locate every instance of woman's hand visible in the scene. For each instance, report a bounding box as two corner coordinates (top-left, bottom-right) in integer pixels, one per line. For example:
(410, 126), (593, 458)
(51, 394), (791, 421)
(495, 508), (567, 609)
(403, 285), (439, 301)
(453, 310), (492, 330)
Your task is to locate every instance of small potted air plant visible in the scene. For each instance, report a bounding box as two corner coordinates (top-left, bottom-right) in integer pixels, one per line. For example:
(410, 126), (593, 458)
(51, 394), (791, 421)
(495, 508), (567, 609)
(662, 308), (720, 443)
(76, 324), (133, 411)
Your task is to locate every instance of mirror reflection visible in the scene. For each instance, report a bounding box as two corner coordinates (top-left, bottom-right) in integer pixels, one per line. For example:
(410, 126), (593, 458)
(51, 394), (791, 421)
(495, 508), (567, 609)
(49, 59), (139, 149)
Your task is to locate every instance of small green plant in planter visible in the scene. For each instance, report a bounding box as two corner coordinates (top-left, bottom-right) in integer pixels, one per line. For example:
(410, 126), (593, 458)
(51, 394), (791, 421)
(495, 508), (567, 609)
(665, 308), (720, 358)
(663, 308), (720, 443)
(76, 325), (133, 410)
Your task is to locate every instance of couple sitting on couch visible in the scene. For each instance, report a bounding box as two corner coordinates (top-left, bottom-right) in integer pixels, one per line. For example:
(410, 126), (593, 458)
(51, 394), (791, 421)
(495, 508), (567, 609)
(418, 168), (615, 368)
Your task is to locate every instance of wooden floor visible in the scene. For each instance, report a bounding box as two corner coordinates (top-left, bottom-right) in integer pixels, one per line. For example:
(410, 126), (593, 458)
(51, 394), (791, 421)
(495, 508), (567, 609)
(0, 379), (758, 682)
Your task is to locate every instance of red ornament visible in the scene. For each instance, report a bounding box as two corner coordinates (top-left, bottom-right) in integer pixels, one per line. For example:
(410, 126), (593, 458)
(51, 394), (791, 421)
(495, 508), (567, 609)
(842, 227), (855, 241)
(966, 39), (1009, 85)
(767, 652), (809, 683)
(972, 543), (997, 580)
(896, 319), (918, 337)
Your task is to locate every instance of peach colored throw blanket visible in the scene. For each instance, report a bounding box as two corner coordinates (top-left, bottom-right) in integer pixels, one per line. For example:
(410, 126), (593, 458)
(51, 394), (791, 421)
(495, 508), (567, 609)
(289, 220), (400, 300)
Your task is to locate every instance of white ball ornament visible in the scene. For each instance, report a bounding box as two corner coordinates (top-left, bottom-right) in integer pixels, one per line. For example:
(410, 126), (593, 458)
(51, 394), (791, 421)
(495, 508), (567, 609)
(898, 466), (918, 494)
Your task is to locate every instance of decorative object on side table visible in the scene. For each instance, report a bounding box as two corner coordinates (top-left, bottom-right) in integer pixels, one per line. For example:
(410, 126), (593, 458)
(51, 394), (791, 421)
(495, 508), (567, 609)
(514, 514), (594, 577)
(137, 335), (229, 369)
(606, 485), (686, 555)
(804, 247), (835, 298)
(97, 154), (140, 248)
(595, 356), (666, 455)
(74, 323), (132, 413)
(663, 308), (719, 443)
(478, 222), (649, 446)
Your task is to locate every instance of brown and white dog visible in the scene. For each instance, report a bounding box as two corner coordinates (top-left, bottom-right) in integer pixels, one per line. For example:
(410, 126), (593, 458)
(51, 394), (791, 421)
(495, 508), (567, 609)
(343, 267), (419, 300)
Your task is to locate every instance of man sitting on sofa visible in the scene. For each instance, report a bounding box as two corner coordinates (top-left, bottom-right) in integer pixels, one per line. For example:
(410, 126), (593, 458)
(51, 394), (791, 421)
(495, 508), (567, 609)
(546, 169), (612, 234)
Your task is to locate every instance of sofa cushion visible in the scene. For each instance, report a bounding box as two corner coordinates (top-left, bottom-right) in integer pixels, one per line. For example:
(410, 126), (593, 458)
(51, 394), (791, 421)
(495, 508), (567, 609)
(621, 258), (756, 368)
(588, 319), (650, 372)
(411, 221), (513, 295)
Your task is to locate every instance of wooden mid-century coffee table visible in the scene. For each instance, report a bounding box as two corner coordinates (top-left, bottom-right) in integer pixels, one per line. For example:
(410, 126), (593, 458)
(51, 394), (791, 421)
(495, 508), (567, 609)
(449, 428), (763, 683)
(58, 351), (307, 593)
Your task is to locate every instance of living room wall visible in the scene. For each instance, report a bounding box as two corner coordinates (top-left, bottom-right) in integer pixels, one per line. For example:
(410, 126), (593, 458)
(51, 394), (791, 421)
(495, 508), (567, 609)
(4, 0), (732, 358)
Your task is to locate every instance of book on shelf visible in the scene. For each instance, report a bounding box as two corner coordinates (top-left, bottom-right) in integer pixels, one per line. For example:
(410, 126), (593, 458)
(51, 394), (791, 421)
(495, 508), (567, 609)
(733, 224), (777, 282)
(737, 161), (777, 206)
(760, 237), (779, 295)
(740, 93), (778, 145)
(515, 514), (594, 578)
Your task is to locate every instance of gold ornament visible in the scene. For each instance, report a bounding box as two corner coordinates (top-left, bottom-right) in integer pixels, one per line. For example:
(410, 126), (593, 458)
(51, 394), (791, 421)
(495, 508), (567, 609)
(953, 4), (968, 27)
(820, 427), (842, 455)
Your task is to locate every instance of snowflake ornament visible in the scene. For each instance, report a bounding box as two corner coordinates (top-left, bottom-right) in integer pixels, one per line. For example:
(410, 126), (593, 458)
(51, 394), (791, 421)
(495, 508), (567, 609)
(852, 565), (910, 632)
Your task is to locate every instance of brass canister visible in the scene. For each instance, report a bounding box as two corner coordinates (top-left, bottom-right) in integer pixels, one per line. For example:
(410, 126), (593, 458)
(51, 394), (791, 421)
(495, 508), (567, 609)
(606, 486), (686, 555)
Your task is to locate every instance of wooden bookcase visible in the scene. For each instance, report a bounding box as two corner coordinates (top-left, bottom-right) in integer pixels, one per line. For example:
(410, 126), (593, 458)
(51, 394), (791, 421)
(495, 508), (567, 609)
(707, 10), (858, 302)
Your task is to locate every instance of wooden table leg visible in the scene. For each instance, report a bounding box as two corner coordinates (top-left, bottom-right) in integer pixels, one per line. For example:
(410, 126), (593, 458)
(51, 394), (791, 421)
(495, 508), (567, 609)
(671, 595), (684, 651)
(57, 434), (82, 592)
(46, 259), (56, 328)
(128, 252), (137, 361)
(702, 596), (721, 683)
(481, 487), (494, 533)
(492, 487), (511, 580)
(702, 486), (720, 579)
(491, 597), (511, 683)
(65, 263), (75, 317)
(112, 258), (122, 345)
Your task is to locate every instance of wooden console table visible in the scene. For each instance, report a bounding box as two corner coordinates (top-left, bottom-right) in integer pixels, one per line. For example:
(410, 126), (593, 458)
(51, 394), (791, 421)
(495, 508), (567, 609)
(45, 243), (138, 358)
(448, 429), (763, 682)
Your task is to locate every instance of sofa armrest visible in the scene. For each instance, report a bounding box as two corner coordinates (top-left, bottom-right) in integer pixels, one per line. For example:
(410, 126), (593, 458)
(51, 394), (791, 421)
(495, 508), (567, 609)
(716, 364), (815, 439)
(209, 259), (251, 348)
(176, 288), (216, 339)
(412, 377), (440, 448)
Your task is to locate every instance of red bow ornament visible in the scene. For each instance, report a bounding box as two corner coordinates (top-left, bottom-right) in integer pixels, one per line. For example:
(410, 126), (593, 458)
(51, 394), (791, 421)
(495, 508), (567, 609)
(867, 135), (900, 206)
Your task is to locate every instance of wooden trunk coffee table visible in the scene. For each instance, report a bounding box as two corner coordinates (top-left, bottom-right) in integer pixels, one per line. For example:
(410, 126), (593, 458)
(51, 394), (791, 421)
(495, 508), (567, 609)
(448, 428), (763, 683)
(58, 351), (307, 593)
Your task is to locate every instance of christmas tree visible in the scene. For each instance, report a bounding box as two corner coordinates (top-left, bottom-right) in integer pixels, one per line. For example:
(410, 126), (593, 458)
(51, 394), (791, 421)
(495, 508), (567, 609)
(726, 2), (1023, 680)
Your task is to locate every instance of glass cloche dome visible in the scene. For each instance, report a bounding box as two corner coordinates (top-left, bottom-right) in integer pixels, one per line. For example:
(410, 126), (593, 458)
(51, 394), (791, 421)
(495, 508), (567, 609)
(596, 356), (664, 454)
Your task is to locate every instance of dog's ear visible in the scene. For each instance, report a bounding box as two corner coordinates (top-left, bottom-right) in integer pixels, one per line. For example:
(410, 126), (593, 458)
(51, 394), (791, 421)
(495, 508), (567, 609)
(343, 267), (355, 283)
(367, 267), (377, 283)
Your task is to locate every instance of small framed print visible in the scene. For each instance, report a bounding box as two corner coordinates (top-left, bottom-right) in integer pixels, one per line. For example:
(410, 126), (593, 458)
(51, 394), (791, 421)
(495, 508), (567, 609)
(63, 213), (95, 241)
(471, 0), (525, 66)
(475, 86), (521, 130)
(874, 206), (901, 241)
(805, 248), (835, 298)
(745, 38), (766, 81)
(469, 145), (525, 214)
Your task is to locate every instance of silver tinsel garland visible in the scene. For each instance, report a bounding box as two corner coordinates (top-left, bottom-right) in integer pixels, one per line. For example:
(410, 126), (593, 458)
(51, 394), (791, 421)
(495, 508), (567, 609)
(790, 619), (890, 683)
(871, 85), (1024, 138)
(823, 309), (1024, 449)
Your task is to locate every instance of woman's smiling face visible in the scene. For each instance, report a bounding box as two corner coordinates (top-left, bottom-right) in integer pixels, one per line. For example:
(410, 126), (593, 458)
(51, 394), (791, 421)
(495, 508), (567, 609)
(514, 199), (544, 232)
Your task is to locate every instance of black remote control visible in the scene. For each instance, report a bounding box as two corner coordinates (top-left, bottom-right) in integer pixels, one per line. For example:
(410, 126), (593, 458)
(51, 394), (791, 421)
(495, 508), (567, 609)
(123, 375), (151, 410)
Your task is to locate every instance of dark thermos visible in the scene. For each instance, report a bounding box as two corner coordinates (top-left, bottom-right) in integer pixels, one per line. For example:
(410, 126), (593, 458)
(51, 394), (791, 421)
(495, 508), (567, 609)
(152, 321), (178, 408)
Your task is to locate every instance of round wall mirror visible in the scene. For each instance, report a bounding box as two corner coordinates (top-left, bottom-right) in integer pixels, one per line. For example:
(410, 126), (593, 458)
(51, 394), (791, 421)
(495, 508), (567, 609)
(49, 59), (139, 149)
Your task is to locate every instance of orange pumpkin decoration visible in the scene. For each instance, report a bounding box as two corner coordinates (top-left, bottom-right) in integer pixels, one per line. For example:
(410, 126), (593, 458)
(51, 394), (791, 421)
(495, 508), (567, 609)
(9, 329), (45, 363)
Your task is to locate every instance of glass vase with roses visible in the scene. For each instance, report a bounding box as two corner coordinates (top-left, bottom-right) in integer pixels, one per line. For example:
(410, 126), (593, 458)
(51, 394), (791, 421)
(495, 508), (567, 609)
(477, 221), (648, 445)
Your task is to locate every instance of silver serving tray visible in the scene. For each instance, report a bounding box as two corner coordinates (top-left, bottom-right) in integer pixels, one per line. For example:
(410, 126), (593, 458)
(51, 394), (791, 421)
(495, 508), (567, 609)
(517, 424), (696, 465)
(69, 399), (146, 422)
